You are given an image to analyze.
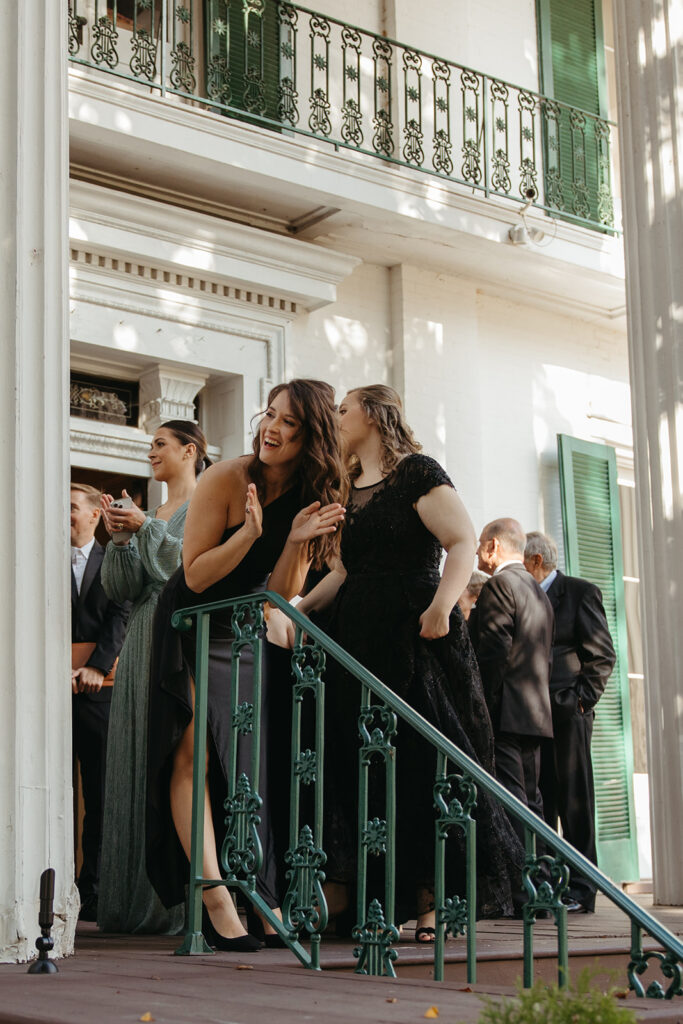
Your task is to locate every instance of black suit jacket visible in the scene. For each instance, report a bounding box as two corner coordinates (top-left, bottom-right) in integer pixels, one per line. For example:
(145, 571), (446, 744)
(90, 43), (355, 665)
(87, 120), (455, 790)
(470, 562), (554, 738)
(545, 570), (616, 716)
(71, 541), (129, 702)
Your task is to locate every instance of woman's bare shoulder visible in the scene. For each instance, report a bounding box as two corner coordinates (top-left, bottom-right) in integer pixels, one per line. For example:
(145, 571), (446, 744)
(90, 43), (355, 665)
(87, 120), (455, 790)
(200, 456), (251, 491)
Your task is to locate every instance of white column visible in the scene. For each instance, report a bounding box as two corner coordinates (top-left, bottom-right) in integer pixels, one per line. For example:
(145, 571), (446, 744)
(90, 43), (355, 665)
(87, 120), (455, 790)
(0, 1), (76, 960)
(613, 0), (683, 904)
(139, 364), (208, 434)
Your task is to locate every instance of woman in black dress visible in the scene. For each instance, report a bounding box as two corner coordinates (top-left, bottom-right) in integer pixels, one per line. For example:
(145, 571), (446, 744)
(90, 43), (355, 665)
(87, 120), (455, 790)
(146, 380), (345, 950)
(294, 385), (522, 939)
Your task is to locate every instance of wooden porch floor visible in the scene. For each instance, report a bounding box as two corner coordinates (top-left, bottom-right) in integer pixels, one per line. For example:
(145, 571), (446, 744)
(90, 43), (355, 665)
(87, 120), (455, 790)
(1, 895), (682, 1024)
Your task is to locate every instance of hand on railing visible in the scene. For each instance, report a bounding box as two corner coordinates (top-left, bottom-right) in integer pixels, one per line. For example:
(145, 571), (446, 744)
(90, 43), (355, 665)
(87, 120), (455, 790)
(265, 605), (297, 648)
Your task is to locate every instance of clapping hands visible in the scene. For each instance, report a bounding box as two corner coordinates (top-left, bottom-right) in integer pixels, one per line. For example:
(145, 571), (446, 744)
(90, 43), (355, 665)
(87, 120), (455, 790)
(289, 501), (345, 545)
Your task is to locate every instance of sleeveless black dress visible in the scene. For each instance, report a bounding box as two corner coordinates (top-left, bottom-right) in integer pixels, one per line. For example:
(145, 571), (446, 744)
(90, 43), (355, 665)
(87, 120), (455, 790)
(322, 454), (522, 921)
(145, 488), (301, 911)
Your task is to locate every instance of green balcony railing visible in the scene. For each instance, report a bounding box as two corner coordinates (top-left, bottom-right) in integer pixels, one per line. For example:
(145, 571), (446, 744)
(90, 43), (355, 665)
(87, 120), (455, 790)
(68, 1), (618, 233)
(170, 590), (681, 997)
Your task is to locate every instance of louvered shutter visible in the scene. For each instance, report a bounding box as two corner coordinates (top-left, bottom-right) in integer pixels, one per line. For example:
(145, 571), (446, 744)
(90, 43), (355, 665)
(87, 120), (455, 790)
(557, 434), (639, 882)
(204, 0), (280, 124)
(537, 0), (608, 227)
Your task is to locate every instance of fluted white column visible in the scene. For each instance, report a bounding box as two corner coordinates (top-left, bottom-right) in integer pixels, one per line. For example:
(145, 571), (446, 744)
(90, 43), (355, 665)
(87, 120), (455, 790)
(0, 0), (76, 960)
(613, 0), (683, 904)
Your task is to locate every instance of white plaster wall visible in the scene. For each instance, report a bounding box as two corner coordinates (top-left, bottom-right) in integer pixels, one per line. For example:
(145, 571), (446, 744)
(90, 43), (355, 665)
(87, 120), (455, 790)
(473, 292), (630, 535)
(287, 262), (392, 393)
(287, 259), (630, 549)
(389, 265), (483, 514)
(309, 0), (385, 34)
(386, 0), (539, 89)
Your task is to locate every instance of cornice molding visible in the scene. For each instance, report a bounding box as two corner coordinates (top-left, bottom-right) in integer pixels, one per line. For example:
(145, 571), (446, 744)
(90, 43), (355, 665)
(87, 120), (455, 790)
(70, 252), (298, 333)
(70, 419), (222, 464)
(69, 179), (360, 311)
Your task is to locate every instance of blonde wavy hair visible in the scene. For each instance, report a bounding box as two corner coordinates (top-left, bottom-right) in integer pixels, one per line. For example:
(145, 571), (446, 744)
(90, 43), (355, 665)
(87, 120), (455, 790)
(345, 385), (421, 481)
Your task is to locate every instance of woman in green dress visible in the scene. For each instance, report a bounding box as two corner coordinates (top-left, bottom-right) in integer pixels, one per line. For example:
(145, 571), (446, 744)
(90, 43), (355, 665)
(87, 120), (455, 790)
(97, 420), (209, 934)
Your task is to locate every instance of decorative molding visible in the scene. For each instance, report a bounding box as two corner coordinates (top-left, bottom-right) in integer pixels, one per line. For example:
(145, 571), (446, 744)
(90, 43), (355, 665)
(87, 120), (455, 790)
(139, 364), (207, 433)
(69, 179), (360, 311)
(70, 425), (152, 463)
(70, 420), (222, 465)
(69, 245), (299, 317)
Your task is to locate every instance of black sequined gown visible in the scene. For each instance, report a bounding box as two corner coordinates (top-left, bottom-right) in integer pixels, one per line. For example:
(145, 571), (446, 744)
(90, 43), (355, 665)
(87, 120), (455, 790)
(322, 454), (522, 921)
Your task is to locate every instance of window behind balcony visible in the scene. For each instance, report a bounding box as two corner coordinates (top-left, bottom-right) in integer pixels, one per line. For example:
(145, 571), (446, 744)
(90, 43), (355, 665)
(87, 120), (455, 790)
(204, 0), (280, 123)
(537, 0), (609, 227)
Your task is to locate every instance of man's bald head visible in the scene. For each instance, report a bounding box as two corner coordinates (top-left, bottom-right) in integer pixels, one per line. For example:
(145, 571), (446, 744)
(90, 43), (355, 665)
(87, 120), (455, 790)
(477, 517), (526, 574)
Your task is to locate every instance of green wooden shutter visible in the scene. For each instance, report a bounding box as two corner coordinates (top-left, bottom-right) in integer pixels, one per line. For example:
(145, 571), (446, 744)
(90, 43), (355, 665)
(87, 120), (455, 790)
(204, 0), (280, 124)
(537, 0), (608, 226)
(557, 434), (639, 883)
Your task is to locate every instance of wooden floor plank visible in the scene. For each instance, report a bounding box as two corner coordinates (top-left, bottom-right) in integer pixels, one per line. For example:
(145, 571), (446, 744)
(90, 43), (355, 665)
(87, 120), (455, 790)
(1, 894), (680, 1024)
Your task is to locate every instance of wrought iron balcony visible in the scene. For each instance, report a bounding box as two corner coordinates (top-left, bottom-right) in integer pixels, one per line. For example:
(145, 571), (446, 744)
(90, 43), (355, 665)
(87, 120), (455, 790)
(68, 1), (618, 234)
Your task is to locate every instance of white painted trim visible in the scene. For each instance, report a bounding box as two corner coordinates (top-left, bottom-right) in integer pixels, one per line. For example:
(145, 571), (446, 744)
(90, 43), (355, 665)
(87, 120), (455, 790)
(70, 180), (360, 311)
(70, 418), (221, 474)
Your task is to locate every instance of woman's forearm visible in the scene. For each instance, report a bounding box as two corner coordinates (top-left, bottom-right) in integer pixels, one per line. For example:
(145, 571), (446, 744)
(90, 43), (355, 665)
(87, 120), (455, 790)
(184, 525), (256, 593)
(431, 540), (474, 613)
(267, 537), (309, 600)
(297, 568), (346, 615)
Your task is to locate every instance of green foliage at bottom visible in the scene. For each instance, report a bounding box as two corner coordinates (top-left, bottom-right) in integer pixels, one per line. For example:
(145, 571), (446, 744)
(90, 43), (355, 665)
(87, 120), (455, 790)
(473, 973), (637, 1024)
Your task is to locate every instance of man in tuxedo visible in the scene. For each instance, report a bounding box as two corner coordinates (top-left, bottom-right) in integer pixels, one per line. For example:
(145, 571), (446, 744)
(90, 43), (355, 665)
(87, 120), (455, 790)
(524, 531), (616, 913)
(71, 483), (129, 921)
(470, 518), (554, 842)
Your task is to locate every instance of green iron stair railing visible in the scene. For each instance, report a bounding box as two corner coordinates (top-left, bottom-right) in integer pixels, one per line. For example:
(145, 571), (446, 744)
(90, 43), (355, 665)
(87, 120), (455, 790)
(68, 1), (618, 233)
(170, 590), (682, 997)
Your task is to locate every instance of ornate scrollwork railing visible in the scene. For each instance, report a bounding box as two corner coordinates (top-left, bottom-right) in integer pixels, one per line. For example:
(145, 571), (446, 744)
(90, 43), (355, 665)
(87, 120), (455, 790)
(68, 1), (618, 233)
(169, 591), (681, 997)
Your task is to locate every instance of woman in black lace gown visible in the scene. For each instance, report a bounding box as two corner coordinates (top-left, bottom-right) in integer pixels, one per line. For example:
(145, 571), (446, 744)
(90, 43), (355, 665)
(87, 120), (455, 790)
(146, 380), (346, 951)
(294, 385), (522, 939)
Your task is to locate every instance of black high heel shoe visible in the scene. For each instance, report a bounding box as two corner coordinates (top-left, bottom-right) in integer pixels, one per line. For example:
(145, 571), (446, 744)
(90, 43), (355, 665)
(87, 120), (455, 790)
(201, 905), (263, 953)
(244, 904), (288, 948)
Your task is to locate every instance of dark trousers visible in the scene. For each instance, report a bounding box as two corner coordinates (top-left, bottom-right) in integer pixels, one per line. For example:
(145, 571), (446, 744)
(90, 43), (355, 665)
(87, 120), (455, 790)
(72, 692), (111, 900)
(494, 732), (544, 846)
(540, 708), (597, 910)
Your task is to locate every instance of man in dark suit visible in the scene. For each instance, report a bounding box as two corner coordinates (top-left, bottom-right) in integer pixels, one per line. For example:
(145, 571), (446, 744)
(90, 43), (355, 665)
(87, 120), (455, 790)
(70, 483), (129, 921)
(524, 531), (616, 913)
(470, 518), (554, 843)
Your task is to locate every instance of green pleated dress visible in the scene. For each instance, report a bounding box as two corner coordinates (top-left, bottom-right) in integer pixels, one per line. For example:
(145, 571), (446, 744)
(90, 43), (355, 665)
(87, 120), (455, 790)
(97, 506), (188, 934)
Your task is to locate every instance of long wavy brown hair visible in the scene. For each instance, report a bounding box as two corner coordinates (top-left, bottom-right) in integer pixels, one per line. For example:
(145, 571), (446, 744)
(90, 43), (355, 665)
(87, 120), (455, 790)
(345, 385), (422, 481)
(248, 379), (347, 567)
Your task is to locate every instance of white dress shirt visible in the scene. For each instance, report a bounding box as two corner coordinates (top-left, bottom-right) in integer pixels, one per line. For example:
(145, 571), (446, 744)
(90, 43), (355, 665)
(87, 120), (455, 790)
(493, 558), (524, 575)
(539, 568), (558, 592)
(71, 538), (95, 595)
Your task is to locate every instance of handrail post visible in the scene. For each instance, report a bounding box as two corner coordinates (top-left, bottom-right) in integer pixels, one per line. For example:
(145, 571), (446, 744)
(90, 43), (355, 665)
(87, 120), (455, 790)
(160, 0), (167, 96)
(482, 73), (490, 198)
(522, 827), (535, 988)
(465, 799), (477, 983)
(433, 753), (446, 983)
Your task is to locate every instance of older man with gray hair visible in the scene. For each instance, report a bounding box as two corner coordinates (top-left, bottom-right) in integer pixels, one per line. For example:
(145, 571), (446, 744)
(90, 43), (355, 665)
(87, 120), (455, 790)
(524, 531), (616, 913)
(470, 518), (554, 844)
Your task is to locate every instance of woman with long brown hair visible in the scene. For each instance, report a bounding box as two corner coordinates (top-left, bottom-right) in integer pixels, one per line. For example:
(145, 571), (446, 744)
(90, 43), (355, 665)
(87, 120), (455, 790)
(146, 380), (346, 951)
(294, 385), (522, 939)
